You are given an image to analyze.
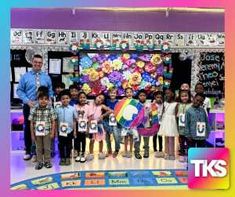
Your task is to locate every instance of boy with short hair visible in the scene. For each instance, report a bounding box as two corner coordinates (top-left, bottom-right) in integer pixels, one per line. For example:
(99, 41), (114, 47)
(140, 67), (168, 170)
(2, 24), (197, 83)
(56, 89), (78, 165)
(29, 91), (56, 170)
(185, 93), (210, 148)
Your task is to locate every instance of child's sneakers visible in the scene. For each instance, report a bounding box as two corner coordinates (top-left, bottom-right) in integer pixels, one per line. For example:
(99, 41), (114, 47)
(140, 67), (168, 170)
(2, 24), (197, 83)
(44, 161), (52, 168)
(122, 152), (128, 157)
(35, 162), (43, 170)
(59, 158), (66, 166)
(86, 154), (94, 161)
(154, 151), (165, 158)
(143, 150), (149, 158)
(112, 151), (119, 158)
(75, 155), (81, 162)
(31, 155), (37, 163)
(135, 152), (142, 159)
(105, 150), (112, 157)
(126, 152), (132, 158)
(98, 152), (106, 160)
(23, 154), (31, 161)
(80, 154), (86, 163)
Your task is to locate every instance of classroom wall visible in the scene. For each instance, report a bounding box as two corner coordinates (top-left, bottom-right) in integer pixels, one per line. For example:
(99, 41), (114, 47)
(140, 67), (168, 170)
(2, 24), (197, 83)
(11, 8), (224, 32)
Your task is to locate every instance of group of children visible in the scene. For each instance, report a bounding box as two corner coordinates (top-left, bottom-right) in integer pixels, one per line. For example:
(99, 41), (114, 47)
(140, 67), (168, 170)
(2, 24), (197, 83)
(28, 82), (210, 170)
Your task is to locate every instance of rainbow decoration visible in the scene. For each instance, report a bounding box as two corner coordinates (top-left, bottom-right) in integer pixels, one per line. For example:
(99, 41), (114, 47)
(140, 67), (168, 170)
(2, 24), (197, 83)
(137, 103), (159, 137)
(151, 103), (158, 124)
(114, 99), (144, 129)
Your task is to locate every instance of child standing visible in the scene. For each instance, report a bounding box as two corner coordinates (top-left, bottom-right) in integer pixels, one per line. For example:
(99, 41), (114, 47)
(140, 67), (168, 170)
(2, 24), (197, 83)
(194, 83), (211, 115)
(175, 90), (192, 162)
(180, 83), (190, 91)
(86, 94), (111, 161)
(103, 87), (121, 158)
(152, 91), (164, 158)
(53, 82), (65, 103)
(74, 92), (90, 163)
(122, 88), (139, 158)
(185, 93), (210, 148)
(56, 90), (77, 166)
(69, 84), (79, 106)
(51, 82), (65, 158)
(29, 91), (56, 170)
(136, 89), (151, 159)
(158, 88), (178, 160)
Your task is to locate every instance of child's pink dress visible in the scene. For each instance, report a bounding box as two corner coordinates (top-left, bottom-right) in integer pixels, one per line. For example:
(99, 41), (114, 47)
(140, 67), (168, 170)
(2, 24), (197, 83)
(89, 102), (105, 142)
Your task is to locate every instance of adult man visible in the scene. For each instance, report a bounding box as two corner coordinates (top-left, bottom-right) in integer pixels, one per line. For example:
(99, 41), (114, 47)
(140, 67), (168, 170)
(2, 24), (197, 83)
(17, 54), (53, 160)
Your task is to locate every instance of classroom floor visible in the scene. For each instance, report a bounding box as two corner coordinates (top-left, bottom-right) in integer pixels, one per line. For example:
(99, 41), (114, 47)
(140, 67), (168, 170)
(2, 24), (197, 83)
(11, 148), (187, 185)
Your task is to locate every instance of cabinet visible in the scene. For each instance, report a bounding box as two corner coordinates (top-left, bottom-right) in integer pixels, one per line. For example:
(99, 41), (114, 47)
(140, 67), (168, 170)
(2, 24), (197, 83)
(207, 109), (225, 147)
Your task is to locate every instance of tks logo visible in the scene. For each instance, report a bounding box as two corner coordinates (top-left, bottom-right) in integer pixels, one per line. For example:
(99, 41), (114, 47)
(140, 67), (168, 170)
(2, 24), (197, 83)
(188, 148), (229, 189)
(190, 159), (227, 177)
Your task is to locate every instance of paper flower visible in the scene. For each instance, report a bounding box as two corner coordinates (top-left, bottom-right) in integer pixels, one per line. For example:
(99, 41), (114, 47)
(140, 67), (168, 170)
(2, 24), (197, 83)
(144, 63), (156, 73)
(158, 76), (164, 85)
(108, 54), (118, 61)
(140, 80), (151, 89)
(129, 72), (142, 86)
(118, 89), (125, 96)
(122, 53), (130, 61)
(125, 59), (136, 67)
(139, 54), (151, 62)
(123, 70), (131, 80)
(90, 81), (102, 95)
(130, 53), (139, 60)
(108, 71), (123, 83)
(97, 54), (107, 64)
(151, 54), (162, 66)
(98, 71), (104, 78)
(122, 80), (129, 89)
(134, 67), (144, 74)
(142, 72), (152, 82)
(100, 77), (110, 87)
(92, 62), (99, 69)
(136, 60), (145, 68)
(107, 83), (115, 89)
(102, 61), (113, 74)
(80, 56), (93, 69)
(80, 75), (89, 83)
(81, 68), (91, 75)
(82, 83), (91, 95)
(132, 85), (140, 91)
(112, 59), (123, 70)
(88, 69), (99, 82)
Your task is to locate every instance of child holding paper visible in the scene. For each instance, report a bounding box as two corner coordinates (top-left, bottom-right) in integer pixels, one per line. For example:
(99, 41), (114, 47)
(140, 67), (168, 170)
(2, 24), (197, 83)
(103, 87), (121, 158)
(86, 94), (111, 161)
(74, 91), (90, 163)
(185, 93), (210, 148)
(175, 90), (192, 162)
(29, 91), (56, 170)
(56, 89), (78, 166)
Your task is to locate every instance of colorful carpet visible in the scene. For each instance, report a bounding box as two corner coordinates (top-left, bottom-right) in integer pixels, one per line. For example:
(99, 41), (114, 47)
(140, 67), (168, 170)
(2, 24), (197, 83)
(11, 169), (188, 190)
